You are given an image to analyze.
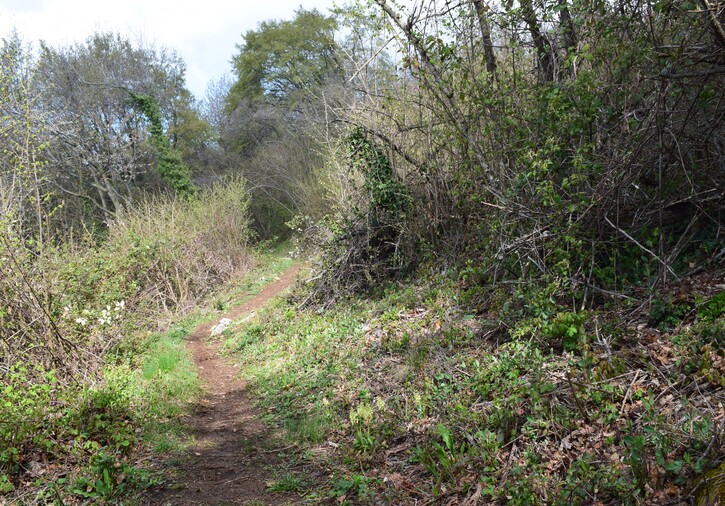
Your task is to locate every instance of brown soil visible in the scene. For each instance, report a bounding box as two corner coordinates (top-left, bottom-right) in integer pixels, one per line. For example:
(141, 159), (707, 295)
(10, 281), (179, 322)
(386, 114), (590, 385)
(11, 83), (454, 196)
(146, 264), (304, 506)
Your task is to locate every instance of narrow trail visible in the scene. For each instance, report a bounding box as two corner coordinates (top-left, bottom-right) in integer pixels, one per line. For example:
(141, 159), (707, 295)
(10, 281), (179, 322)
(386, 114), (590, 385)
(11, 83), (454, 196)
(148, 264), (303, 506)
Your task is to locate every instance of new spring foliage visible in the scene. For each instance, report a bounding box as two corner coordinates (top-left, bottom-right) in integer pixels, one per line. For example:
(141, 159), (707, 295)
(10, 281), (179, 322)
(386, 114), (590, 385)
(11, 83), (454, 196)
(129, 92), (196, 198)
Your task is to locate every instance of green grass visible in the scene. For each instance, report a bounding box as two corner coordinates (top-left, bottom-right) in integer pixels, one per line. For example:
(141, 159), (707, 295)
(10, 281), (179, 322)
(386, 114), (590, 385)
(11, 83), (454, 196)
(141, 327), (197, 382)
(224, 298), (365, 433)
(133, 325), (202, 455)
(282, 412), (331, 444)
(219, 267), (724, 504)
(267, 471), (308, 493)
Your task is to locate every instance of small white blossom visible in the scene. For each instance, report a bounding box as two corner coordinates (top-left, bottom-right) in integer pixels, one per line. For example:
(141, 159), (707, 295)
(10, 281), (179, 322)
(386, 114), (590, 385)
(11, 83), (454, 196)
(75, 317), (88, 327)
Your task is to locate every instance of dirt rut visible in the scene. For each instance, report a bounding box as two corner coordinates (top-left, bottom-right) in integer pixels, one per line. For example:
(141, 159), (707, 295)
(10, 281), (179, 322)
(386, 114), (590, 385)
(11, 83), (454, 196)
(148, 264), (302, 506)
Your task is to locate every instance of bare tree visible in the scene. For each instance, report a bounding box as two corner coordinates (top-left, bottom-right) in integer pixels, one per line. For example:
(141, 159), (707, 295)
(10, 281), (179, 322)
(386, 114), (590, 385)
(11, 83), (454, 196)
(35, 32), (194, 221)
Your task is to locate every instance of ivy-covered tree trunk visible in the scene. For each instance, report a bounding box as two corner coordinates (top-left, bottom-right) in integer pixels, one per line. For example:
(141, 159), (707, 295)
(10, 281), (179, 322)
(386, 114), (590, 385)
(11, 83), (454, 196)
(129, 93), (196, 198)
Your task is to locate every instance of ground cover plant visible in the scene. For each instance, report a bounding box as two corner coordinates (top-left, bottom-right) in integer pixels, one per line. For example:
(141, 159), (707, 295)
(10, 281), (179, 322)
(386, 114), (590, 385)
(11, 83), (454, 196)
(224, 260), (724, 505)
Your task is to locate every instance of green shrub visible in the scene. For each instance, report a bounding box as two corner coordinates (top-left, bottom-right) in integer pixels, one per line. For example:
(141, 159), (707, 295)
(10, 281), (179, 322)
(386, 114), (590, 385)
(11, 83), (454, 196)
(71, 451), (162, 502)
(698, 292), (725, 322)
(0, 366), (58, 470)
(649, 296), (691, 331)
(542, 311), (587, 352)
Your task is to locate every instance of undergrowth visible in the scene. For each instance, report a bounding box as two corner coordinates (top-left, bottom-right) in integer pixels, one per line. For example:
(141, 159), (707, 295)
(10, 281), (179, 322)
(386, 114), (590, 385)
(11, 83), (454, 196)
(225, 265), (725, 505)
(0, 177), (251, 503)
(0, 323), (201, 503)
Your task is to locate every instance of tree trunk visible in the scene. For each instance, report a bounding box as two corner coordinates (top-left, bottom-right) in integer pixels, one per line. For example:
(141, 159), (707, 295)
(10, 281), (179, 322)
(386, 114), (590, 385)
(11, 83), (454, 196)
(520, 0), (555, 81)
(471, 0), (497, 76)
(558, 0), (577, 79)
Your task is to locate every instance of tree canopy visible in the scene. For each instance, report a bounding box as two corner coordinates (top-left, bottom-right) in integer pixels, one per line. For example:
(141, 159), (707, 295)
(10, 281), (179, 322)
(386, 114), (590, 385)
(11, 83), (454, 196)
(34, 32), (204, 218)
(228, 8), (342, 105)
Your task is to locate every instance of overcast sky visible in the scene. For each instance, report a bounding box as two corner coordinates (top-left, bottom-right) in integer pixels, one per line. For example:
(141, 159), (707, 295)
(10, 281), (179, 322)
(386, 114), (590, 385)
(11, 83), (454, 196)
(0, 0), (340, 100)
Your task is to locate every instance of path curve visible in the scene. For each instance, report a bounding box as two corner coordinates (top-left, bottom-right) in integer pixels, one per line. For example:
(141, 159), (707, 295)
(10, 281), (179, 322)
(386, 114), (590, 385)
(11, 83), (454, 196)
(148, 263), (302, 506)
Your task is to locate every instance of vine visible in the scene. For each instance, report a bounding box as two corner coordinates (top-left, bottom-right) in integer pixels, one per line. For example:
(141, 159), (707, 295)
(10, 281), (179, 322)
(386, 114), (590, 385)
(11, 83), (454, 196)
(349, 127), (410, 221)
(129, 93), (196, 198)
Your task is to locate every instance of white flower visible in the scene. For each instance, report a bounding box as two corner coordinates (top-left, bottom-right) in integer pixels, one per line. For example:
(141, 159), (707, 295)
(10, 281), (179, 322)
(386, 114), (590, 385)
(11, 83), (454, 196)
(98, 310), (109, 325)
(75, 317), (88, 327)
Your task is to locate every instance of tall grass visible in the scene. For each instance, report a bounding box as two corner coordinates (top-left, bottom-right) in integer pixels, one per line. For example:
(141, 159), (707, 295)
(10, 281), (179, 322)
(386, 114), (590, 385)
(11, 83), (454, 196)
(107, 175), (254, 314)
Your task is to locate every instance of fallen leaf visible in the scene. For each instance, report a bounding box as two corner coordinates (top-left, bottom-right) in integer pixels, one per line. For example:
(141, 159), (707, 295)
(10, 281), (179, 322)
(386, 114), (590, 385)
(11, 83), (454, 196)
(559, 435), (572, 450)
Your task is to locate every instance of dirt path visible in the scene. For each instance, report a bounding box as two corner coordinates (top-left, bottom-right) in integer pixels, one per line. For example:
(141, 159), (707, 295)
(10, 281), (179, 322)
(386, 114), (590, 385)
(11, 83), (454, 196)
(148, 264), (303, 506)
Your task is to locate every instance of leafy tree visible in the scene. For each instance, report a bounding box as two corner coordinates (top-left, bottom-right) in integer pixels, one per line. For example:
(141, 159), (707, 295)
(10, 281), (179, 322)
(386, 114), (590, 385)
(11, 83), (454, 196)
(219, 9), (345, 238)
(228, 8), (342, 105)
